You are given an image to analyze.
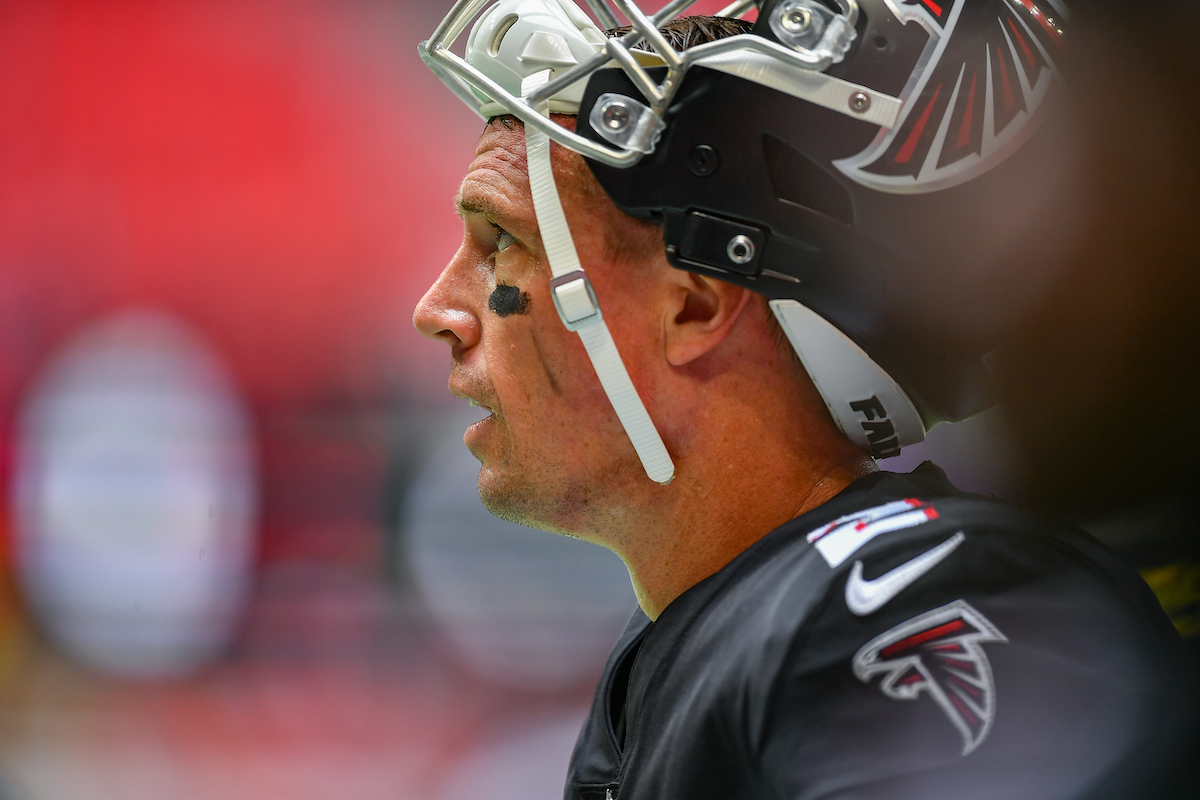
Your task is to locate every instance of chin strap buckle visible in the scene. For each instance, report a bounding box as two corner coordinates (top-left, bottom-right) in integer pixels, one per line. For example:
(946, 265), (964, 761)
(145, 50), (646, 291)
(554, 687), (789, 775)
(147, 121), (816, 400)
(550, 270), (602, 331)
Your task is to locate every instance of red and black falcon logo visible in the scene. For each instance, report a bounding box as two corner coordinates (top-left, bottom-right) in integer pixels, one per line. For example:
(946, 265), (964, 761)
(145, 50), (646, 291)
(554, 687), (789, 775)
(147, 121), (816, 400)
(852, 600), (1008, 754)
(836, 0), (1065, 193)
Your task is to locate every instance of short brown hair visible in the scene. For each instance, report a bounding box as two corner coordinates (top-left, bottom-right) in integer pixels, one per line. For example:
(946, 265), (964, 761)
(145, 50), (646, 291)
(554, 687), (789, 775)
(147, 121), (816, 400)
(604, 16), (755, 50)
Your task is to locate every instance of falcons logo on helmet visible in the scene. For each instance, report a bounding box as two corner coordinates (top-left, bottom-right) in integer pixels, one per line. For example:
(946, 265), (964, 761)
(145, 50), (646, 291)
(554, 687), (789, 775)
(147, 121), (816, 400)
(852, 599), (1008, 754)
(836, 0), (1066, 193)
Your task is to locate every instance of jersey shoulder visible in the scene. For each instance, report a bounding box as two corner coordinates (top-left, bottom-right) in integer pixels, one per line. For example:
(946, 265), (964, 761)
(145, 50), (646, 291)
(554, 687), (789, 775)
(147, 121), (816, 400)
(703, 464), (1168, 676)
(741, 468), (1190, 799)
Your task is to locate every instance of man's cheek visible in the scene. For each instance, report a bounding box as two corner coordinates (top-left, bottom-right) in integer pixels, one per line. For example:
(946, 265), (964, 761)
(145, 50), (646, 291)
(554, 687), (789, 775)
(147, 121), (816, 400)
(528, 323), (565, 397)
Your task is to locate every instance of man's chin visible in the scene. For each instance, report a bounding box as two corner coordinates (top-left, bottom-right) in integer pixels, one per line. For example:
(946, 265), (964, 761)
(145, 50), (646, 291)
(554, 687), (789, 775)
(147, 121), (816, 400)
(475, 466), (542, 529)
(475, 463), (588, 537)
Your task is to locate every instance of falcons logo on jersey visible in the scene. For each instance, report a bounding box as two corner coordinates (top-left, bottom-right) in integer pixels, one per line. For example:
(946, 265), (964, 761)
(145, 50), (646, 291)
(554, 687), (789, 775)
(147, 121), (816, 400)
(835, 0), (1066, 193)
(852, 600), (1008, 754)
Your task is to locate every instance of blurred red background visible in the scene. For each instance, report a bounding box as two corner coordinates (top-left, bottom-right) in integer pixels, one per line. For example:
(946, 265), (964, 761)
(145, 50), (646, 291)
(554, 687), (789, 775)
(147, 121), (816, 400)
(0, 0), (477, 414)
(0, 3), (742, 799)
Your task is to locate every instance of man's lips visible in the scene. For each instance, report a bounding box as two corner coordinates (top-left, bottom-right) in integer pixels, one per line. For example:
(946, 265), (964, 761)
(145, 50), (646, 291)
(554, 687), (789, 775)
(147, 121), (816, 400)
(450, 382), (495, 417)
(460, 391), (496, 449)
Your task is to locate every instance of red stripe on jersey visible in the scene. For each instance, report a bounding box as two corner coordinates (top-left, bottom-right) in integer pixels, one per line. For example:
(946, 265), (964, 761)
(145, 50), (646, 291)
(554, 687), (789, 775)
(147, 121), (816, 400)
(881, 619), (964, 657)
(949, 691), (979, 725)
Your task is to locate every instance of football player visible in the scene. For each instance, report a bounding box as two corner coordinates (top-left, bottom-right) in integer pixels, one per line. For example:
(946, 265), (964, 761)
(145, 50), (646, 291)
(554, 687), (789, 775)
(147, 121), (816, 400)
(413, 1), (1193, 797)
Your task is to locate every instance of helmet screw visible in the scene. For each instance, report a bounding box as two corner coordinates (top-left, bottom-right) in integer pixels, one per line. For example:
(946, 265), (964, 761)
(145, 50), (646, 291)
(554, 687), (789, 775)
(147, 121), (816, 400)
(600, 100), (632, 132)
(848, 92), (871, 113)
(687, 144), (720, 177)
(781, 6), (812, 34)
(727, 235), (755, 265)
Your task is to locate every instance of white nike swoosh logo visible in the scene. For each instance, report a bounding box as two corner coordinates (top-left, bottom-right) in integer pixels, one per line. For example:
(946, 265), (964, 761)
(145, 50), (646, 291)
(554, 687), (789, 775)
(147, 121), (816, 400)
(845, 532), (966, 616)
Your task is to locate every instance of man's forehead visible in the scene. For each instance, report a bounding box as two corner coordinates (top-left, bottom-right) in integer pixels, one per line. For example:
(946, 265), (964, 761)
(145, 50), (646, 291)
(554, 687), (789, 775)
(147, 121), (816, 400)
(454, 121), (530, 219)
(456, 114), (602, 232)
(474, 116), (526, 157)
(470, 114), (580, 176)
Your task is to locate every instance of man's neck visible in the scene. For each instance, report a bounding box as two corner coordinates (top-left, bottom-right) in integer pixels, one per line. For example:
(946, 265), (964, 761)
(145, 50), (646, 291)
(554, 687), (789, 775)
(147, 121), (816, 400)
(615, 441), (876, 621)
(567, 298), (880, 620)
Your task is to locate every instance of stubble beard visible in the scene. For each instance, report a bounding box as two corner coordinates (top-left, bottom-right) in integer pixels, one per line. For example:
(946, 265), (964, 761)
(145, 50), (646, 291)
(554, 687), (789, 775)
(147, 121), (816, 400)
(475, 452), (594, 538)
(473, 437), (635, 544)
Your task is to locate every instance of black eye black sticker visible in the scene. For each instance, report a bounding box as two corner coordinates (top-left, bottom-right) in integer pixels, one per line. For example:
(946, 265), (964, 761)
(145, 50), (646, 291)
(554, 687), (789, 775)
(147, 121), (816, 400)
(488, 283), (530, 317)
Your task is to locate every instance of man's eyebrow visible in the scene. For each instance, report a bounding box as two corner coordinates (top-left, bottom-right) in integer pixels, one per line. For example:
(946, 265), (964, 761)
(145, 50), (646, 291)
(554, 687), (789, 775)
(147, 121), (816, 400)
(454, 194), (508, 220)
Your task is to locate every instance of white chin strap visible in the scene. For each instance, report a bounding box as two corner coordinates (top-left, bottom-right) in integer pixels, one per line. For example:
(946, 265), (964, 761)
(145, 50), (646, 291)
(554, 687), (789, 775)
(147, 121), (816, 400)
(521, 70), (675, 484)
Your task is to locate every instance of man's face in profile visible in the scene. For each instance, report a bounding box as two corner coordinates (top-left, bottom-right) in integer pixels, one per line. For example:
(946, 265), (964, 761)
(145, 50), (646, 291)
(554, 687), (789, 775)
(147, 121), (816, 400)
(414, 118), (667, 536)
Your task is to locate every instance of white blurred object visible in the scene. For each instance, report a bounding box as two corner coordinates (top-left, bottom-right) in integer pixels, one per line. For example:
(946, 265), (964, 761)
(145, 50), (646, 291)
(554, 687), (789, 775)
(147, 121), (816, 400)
(403, 409), (634, 692)
(12, 308), (258, 678)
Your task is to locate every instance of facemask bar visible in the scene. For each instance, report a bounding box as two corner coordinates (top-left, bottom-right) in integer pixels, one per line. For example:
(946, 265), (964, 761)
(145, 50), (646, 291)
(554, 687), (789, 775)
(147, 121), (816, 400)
(420, 0), (694, 156)
(716, 0), (758, 16)
(581, 0), (620, 30)
(417, 0), (867, 168)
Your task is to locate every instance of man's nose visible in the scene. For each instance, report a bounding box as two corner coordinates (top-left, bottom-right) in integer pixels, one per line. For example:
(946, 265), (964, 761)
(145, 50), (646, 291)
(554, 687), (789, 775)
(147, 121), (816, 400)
(413, 256), (482, 350)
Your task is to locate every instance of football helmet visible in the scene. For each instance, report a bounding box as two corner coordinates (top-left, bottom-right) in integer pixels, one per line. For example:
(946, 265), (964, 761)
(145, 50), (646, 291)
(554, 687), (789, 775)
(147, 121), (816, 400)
(419, 0), (1067, 481)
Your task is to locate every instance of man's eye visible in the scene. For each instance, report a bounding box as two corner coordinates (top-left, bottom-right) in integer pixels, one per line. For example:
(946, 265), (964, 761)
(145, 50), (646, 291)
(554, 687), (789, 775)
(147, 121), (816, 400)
(493, 224), (516, 252)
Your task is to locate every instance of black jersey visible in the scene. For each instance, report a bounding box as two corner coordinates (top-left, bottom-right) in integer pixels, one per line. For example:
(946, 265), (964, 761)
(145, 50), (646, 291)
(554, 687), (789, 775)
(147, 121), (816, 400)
(564, 464), (1193, 800)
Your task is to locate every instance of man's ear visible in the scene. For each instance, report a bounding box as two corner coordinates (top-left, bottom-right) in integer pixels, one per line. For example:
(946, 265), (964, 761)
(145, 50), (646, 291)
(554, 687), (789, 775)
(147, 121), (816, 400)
(664, 270), (755, 367)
